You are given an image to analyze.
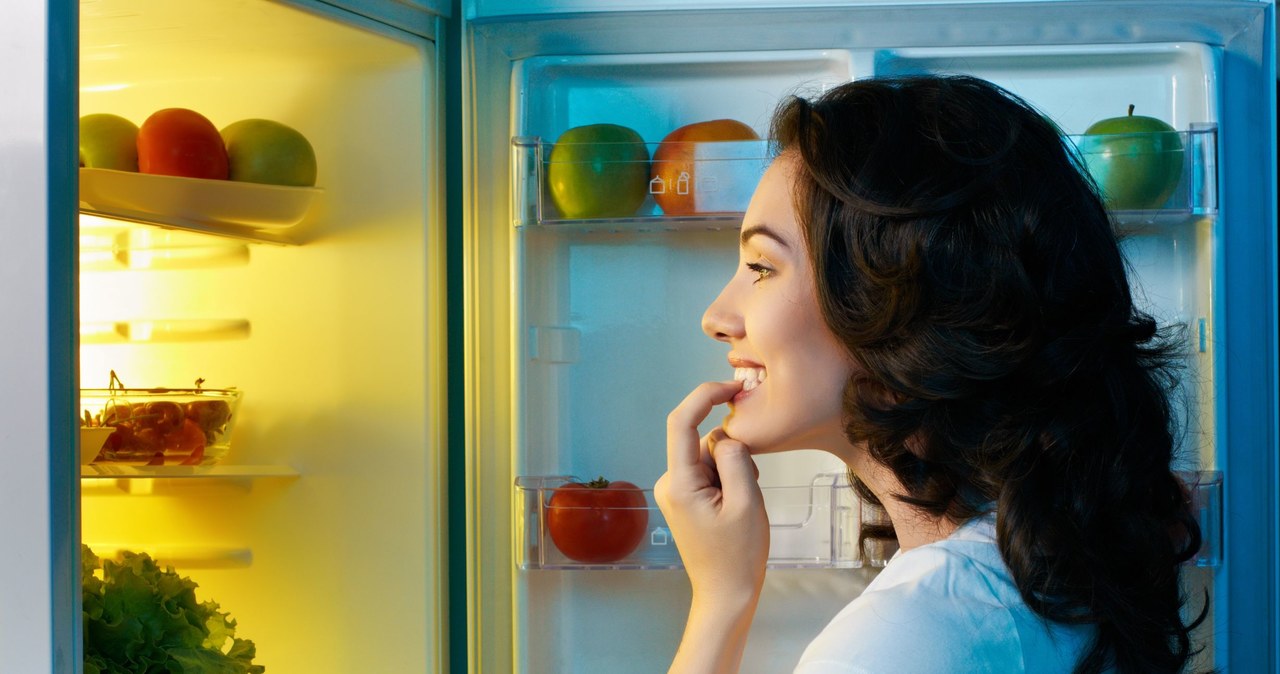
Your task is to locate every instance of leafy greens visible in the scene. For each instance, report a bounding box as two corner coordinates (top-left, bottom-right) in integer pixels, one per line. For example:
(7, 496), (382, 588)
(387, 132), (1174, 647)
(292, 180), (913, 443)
(82, 545), (265, 674)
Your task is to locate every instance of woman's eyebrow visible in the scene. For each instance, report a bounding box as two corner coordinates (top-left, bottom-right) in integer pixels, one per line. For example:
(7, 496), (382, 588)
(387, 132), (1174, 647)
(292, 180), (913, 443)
(740, 223), (792, 250)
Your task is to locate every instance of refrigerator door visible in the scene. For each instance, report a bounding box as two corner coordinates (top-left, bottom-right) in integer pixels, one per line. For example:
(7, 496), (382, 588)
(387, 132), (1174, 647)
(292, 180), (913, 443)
(462, 2), (1277, 673)
(77, 1), (447, 670)
(0, 2), (79, 671)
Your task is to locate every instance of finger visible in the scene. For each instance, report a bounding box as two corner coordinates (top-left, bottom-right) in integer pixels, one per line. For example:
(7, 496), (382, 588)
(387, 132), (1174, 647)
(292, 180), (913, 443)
(667, 381), (744, 473)
(700, 428), (728, 468)
(707, 428), (757, 480)
(653, 472), (670, 511)
(709, 438), (764, 507)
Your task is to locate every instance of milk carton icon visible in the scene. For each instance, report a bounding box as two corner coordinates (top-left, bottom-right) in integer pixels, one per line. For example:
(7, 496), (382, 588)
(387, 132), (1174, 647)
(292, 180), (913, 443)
(675, 172), (690, 195)
(648, 176), (666, 194)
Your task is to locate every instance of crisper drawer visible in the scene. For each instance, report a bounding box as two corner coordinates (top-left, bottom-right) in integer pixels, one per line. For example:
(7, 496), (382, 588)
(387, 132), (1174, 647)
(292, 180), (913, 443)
(515, 473), (896, 570)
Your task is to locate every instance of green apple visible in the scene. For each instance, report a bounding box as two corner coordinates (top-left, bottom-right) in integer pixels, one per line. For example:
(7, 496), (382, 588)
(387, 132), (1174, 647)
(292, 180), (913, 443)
(1079, 105), (1184, 210)
(79, 113), (139, 171)
(220, 118), (317, 187)
(546, 123), (649, 219)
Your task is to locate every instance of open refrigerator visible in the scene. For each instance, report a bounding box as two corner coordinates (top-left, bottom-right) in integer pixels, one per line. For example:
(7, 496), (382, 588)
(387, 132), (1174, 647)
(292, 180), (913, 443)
(461, 1), (1277, 673)
(2, 0), (449, 672)
(0, 0), (1275, 673)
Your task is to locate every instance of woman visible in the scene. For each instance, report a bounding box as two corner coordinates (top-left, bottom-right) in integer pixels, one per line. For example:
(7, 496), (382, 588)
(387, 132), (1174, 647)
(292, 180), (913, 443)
(655, 75), (1205, 673)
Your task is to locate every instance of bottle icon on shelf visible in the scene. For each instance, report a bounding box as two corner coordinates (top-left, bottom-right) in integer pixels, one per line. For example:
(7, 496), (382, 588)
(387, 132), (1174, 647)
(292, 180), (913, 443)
(675, 172), (690, 195)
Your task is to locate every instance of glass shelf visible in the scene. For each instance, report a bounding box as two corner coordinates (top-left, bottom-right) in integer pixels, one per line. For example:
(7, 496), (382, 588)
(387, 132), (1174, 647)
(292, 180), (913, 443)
(81, 464), (298, 495)
(80, 319), (251, 344)
(80, 544), (254, 570)
(80, 207), (297, 246)
(515, 473), (895, 571)
(82, 464), (296, 478)
(80, 216), (253, 270)
(511, 127), (1217, 231)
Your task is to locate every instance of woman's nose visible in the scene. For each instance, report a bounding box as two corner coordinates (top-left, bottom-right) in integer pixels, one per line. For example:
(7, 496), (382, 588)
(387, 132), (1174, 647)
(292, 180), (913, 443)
(702, 286), (744, 343)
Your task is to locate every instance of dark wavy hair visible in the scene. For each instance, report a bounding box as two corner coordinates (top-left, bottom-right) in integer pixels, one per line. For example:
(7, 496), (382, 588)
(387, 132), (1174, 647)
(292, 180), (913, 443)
(771, 75), (1205, 673)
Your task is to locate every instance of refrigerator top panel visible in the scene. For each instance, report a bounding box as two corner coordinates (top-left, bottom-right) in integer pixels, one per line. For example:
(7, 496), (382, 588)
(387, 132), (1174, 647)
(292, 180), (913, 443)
(469, 0), (1272, 20)
(471, 1), (1270, 76)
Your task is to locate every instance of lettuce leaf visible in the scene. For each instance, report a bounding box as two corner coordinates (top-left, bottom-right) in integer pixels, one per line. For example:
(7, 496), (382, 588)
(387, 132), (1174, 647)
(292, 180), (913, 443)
(82, 545), (265, 674)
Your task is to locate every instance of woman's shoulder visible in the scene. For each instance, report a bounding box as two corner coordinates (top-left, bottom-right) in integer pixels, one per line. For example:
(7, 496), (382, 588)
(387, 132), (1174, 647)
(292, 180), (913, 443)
(794, 515), (1093, 674)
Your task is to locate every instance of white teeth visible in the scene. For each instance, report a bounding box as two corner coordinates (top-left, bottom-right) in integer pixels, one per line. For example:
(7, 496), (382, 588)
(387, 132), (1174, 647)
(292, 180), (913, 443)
(733, 367), (766, 392)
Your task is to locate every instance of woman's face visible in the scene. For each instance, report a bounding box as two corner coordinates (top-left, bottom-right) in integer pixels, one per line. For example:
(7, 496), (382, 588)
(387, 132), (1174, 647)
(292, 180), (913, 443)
(702, 153), (855, 454)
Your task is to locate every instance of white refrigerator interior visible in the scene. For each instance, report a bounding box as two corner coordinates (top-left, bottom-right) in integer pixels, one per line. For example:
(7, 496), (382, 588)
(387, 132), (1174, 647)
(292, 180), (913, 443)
(76, 1), (447, 672)
(464, 3), (1275, 673)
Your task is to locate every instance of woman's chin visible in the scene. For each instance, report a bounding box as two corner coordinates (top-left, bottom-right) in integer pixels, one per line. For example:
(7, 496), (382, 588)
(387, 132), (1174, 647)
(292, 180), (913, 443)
(720, 419), (784, 455)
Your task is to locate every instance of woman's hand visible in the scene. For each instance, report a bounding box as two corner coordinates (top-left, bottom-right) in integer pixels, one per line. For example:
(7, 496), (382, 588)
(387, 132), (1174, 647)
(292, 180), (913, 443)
(656, 380), (769, 674)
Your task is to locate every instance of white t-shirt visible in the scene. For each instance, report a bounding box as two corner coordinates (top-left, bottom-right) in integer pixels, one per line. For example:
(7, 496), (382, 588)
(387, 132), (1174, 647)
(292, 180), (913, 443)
(794, 513), (1095, 673)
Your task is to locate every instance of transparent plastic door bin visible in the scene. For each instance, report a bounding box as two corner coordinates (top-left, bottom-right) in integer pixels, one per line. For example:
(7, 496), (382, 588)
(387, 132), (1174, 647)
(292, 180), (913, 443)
(515, 473), (895, 570)
(1069, 125), (1217, 221)
(513, 127), (1216, 228)
(512, 137), (772, 227)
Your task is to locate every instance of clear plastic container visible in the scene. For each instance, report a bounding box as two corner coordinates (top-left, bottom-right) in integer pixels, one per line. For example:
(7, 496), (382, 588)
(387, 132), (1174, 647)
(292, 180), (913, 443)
(515, 473), (895, 570)
(80, 388), (242, 466)
(512, 138), (771, 229)
(511, 127), (1217, 229)
(1070, 125), (1218, 220)
(1178, 469), (1223, 567)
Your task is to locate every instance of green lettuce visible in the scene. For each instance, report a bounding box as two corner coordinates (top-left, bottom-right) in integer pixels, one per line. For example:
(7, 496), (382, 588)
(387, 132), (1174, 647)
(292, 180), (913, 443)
(82, 545), (265, 674)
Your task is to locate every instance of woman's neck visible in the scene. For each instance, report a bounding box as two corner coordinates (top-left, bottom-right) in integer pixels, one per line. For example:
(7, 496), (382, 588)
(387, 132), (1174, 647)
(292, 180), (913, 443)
(844, 447), (958, 551)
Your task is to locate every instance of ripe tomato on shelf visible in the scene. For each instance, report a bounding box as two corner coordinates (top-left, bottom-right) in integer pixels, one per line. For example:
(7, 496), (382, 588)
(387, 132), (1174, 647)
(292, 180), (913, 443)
(137, 108), (229, 180)
(546, 477), (650, 564)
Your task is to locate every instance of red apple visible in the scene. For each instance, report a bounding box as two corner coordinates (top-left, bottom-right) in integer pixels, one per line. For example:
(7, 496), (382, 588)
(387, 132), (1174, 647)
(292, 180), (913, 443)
(137, 108), (229, 180)
(651, 119), (760, 216)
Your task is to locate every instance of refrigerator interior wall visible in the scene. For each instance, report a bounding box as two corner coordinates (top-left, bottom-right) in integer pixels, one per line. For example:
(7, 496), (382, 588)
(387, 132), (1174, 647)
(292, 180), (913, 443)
(79, 1), (446, 672)
(473, 12), (1228, 671)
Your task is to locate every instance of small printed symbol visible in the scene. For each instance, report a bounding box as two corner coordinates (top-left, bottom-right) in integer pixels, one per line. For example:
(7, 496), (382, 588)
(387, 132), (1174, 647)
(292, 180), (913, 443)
(651, 527), (671, 546)
(676, 172), (690, 195)
(648, 176), (667, 194)
(696, 175), (720, 193)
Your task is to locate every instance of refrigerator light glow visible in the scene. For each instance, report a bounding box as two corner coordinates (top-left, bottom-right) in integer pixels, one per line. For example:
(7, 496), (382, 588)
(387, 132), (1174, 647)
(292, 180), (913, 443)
(80, 82), (132, 93)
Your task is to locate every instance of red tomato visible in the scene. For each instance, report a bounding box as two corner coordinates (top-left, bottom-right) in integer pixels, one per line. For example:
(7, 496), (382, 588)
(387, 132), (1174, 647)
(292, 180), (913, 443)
(164, 419), (207, 465)
(546, 477), (649, 564)
(137, 108), (229, 179)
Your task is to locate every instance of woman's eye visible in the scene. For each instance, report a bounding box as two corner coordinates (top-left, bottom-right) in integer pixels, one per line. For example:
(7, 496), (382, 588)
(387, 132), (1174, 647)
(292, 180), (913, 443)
(745, 261), (774, 284)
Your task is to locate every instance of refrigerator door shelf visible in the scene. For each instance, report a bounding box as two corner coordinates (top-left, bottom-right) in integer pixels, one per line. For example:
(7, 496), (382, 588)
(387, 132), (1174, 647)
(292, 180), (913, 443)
(1069, 126), (1219, 224)
(1179, 470), (1223, 568)
(515, 473), (894, 570)
(512, 137), (770, 229)
(513, 127), (1216, 230)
